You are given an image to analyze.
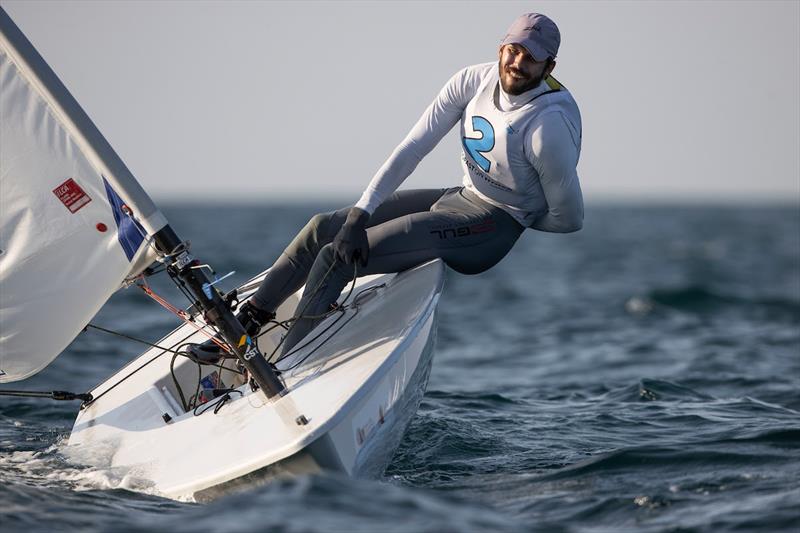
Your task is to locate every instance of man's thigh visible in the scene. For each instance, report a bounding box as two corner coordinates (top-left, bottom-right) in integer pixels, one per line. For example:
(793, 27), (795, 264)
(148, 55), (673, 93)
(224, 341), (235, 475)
(366, 188), (452, 228)
(362, 204), (522, 276)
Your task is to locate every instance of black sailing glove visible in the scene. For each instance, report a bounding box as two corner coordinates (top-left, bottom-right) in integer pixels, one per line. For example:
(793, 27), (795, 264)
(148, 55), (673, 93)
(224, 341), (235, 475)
(332, 207), (370, 267)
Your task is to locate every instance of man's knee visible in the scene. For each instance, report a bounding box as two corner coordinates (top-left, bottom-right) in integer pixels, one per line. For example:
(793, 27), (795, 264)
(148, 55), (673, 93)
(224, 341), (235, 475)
(294, 211), (341, 246)
(317, 242), (337, 267)
(305, 212), (333, 236)
(285, 211), (335, 259)
(315, 243), (357, 280)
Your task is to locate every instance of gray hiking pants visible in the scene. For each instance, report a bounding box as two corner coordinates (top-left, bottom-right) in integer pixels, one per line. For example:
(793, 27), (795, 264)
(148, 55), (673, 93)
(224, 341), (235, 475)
(251, 187), (524, 354)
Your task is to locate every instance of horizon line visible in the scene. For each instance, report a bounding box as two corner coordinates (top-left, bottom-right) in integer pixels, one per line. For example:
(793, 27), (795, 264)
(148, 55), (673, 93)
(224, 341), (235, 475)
(150, 193), (800, 208)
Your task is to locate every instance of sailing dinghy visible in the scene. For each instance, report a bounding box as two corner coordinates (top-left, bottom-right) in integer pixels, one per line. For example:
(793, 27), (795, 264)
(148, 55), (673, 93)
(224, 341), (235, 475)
(0, 7), (443, 501)
(69, 263), (443, 501)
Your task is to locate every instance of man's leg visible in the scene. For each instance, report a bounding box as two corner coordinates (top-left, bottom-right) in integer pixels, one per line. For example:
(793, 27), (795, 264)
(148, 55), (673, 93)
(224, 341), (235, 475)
(249, 189), (449, 313)
(279, 188), (524, 355)
(188, 189), (451, 361)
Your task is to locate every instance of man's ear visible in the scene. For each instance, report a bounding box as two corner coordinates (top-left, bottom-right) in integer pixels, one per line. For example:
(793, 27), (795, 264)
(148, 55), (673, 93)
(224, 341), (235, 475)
(546, 59), (557, 76)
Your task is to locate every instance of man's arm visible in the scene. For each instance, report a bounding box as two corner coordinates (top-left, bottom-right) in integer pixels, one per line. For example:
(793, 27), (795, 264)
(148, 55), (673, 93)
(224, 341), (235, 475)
(354, 64), (491, 215)
(527, 111), (584, 233)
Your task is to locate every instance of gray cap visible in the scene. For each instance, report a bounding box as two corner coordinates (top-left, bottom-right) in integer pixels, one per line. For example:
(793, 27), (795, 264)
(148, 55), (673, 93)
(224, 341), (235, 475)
(500, 13), (560, 61)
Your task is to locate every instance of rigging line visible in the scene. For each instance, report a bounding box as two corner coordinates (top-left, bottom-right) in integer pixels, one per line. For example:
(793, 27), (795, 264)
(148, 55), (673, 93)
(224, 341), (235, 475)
(273, 296), (366, 369)
(136, 277), (232, 355)
(189, 357), (203, 410)
(0, 390), (93, 402)
(265, 261), (338, 362)
(272, 309), (347, 365)
(169, 343), (245, 413)
(85, 282), (264, 409)
(142, 264), (168, 277)
(170, 352), (189, 412)
(249, 320), (289, 347)
(84, 349), (183, 408)
(267, 261), (358, 363)
(295, 262), (360, 320)
(276, 309), (358, 372)
(171, 276), (196, 308)
(148, 266), (167, 276)
(83, 272), (240, 407)
(273, 264), (363, 365)
(83, 259), (365, 409)
(213, 395), (231, 414)
(187, 352), (244, 412)
(85, 324), (185, 354)
(273, 280), (380, 371)
(137, 275), (186, 317)
(193, 389), (242, 416)
(273, 281), (384, 372)
(167, 266), (203, 311)
(83, 327), (200, 407)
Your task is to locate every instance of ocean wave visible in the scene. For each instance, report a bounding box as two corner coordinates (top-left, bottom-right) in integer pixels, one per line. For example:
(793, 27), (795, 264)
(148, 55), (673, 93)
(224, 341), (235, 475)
(131, 474), (521, 533)
(424, 390), (519, 408)
(715, 427), (800, 448)
(0, 478), (178, 533)
(0, 436), (166, 501)
(625, 285), (800, 319)
(600, 379), (714, 403)
(535, 445), (790, 482)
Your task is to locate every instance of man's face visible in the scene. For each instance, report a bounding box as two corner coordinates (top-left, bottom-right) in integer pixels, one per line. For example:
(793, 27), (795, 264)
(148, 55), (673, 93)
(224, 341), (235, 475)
(498, 44), (555, 95)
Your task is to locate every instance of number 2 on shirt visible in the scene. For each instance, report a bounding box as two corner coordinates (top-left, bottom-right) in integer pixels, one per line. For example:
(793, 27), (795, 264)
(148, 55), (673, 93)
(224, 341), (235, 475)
(462, 116), (495, 173)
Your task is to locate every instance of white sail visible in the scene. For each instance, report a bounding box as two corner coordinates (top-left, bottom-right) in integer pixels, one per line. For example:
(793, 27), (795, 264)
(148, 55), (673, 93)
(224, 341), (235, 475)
(0, 7), (168, 382)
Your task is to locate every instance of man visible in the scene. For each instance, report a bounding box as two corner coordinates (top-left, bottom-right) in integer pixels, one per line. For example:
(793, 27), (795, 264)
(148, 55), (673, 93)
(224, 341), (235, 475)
(190, 12), (583, 361)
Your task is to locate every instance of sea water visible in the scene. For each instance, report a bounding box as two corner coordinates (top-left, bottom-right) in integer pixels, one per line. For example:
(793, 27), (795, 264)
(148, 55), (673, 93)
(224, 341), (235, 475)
(1, 203), (798, 532)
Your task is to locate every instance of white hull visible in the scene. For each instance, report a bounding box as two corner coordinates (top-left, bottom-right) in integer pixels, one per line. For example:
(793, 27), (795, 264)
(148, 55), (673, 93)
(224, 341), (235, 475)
(68, 260), (444, 501)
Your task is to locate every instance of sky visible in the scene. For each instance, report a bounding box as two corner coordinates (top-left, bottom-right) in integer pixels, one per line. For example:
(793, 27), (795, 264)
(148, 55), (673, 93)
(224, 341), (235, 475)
(3, 0), (799, 204)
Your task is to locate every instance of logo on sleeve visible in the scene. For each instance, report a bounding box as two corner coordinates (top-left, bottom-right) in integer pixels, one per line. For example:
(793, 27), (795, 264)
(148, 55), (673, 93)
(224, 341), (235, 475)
(462, 116), (495, 173)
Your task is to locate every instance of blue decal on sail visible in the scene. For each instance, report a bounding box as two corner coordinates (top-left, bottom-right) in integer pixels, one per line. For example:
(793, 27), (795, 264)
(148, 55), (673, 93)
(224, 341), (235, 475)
(462, 116), (495, 172)
(103, 177), (146, 261)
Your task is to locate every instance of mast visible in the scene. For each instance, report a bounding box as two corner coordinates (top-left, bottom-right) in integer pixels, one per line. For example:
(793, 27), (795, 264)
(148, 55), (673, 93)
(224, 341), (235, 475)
(152, 226), (285, 398)
(0, 7), (284, 397)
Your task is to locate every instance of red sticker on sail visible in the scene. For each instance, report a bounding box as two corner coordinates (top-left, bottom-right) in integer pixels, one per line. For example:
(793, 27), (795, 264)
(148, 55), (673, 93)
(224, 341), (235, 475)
(53, 178), (91, 213)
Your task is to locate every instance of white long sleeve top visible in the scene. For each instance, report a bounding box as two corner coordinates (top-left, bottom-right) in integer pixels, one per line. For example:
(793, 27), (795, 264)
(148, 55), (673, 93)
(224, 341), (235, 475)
(354, 62), (583, 232)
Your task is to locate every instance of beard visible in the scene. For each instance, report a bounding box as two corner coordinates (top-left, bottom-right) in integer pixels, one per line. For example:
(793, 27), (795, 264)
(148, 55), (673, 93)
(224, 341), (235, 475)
(498, 64), (545, 95)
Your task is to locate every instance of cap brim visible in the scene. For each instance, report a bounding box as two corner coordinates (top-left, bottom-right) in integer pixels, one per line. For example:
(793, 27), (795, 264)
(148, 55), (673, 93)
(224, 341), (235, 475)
(501, 36), (550, 61)
(519, 40), (550, 61)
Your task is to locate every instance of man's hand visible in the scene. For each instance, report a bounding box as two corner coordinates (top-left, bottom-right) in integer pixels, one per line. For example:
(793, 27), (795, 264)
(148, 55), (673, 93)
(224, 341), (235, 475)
(332, 207), (370, 267)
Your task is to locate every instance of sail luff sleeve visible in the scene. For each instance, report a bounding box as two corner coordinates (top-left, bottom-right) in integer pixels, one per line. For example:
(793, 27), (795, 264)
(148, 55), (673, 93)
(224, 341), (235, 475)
(0, 7), (166, 235)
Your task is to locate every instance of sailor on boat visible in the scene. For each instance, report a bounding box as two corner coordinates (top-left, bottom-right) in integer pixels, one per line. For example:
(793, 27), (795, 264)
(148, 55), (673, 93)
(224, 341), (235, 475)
(190, 12), (584, 362)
